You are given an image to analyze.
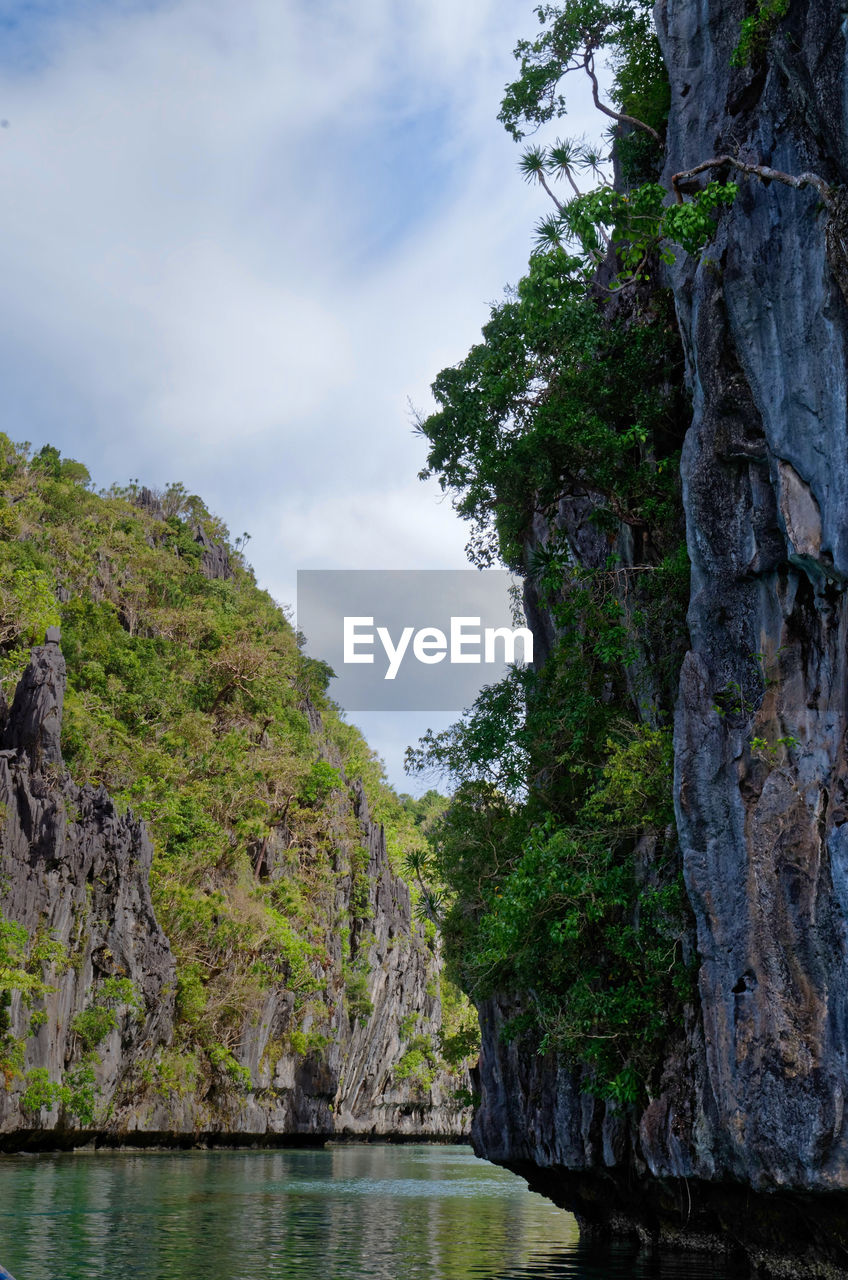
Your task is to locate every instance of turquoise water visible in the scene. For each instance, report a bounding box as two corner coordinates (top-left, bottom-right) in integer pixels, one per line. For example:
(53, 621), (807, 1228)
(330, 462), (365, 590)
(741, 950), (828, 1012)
(0, 1144), (747, 1279)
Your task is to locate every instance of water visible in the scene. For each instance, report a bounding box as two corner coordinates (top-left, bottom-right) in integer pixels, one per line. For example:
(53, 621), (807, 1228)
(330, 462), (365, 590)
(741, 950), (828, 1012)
(0, 1144), (748, 1279)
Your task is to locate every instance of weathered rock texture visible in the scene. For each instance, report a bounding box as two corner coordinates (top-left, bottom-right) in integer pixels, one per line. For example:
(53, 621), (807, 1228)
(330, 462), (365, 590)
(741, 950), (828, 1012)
(665, 0), (848, 1199)
(0, 640), (469, 1146)
(471, 2), (848, 1273)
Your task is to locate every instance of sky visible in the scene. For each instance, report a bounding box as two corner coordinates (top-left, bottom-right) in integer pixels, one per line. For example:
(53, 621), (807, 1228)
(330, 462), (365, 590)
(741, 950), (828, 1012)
(0, 0), (604, 790)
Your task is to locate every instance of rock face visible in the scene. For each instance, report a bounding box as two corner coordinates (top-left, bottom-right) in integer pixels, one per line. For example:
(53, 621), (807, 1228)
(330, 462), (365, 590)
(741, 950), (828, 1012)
(470, 1), (848, 1272)
(663, 0), (848, 1196)
(0, 640), (469, 1145)
(192, 524), (232, 581)
(0, 640), (176, 1136)
(2, 628), (65, 769)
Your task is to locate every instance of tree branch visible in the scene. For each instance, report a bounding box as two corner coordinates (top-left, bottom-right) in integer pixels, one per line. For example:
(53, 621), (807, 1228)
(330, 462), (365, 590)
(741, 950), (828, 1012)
(583, 52), (662, 147)
(671, 155), (834, 207)
(538, 172), (565, 213)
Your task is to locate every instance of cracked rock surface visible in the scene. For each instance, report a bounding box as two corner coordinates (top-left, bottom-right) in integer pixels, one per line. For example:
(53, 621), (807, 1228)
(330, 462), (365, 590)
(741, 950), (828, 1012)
(0, 640), (469, 1146)
(470, 1), (848, 1271)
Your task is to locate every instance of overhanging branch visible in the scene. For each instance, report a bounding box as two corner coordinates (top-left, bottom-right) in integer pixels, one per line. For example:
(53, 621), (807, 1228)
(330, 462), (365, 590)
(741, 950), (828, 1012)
(583, 52), (662, 147)
(671, 155), (834, 208)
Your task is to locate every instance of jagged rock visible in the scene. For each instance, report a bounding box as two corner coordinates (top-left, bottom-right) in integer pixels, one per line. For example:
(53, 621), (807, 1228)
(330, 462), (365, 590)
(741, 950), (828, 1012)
(0, 640), (177, 1136)
(192, 524), (232, 581)
(0, 641), (469, 1145)
(1, 632), (66, 770)
(333, 782), (455, 1134)
(135, 487), (164, 519)
(470, 1), (848, 1270)
(661, 0), (848, 1197)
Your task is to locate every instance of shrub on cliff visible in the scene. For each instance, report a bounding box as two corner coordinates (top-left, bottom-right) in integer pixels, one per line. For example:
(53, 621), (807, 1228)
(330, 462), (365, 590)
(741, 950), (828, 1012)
(0, 437), (475, 1102)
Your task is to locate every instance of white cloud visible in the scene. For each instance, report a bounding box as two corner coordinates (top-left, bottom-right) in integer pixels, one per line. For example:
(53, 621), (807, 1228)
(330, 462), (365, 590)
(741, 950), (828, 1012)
(0, 0), (606, 784)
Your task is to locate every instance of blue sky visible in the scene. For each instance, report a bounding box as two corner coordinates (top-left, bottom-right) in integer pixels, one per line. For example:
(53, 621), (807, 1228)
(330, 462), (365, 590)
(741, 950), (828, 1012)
(0, 0), (604, 789)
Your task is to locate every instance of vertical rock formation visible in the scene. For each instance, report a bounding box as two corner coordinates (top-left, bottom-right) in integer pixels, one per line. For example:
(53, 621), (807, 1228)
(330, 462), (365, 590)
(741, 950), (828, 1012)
(0, 639), (469, 1145)
(661, 0), (848, 1194)
(2, 627), (65, 768)
(470, 1), (848, 1271)
(0, 637), (177, 1134)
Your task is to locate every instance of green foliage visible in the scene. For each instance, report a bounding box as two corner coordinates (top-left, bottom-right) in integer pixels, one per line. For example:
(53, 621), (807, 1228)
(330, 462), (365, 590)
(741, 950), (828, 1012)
(581, 724), (674, 830)
(497, 4), (739, 285)
(33, 444), (91, 486)
(0, 560), (60, 652)
(438, 1022), (481, 1069)
(413, 733), (692, 1098)
(417, 249), (685, 568)
(406, 675), (530, 796)
(663, 183), (739, 255)
(208, 1043), (252, 1091)
(731, 0), (790, 67)
(21, 1067), (63, 1117)
(344, 961), (374, 1026)
(412, 17), (697, 1093)
(71, 977), (143, 1049)
(499, 1), (668, 143)
(22, 1054), (100, 1126)
(175, 962), (207, 1025)
(349, 844), (373, 922)
(29, 1009), (48, 1035)
(150, 1048), (200, 1099)
(0, 915), (61, 1085)
(394, 1034), (438, 1091)
(437, 975), (481, 1069)
(64, 1055), (99, 1126)
(0, 437), (445, 1099)
(0, 1021), (24, 1087)
(479, 820), (690, 1090)
(299, 760), (343, 806)
(28, 928), (69, 974)
(451, 1086), (477, 1108)
(286, 1027), (332, 1058)
(0, 918), (34, 997)
(749, 732), (800, 765)
(407, 536), (693, 1097)
(287, 1029), (309, 1056)
(100, 975), (143, 1013)
(557, 180), (738, 273)
(409, 554), (692, 1100)
(71, 1005), (117, 1051)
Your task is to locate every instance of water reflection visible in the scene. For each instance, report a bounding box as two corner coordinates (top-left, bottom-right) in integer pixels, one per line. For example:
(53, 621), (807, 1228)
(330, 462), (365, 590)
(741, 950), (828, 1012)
(476, 1241), (750, 1278)
(0, 1144), (747, 1280)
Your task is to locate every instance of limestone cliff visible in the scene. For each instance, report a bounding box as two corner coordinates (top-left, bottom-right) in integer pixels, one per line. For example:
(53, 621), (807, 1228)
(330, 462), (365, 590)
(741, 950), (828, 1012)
(0, 637), (469, 1146)
(470, 1), (848, 1273)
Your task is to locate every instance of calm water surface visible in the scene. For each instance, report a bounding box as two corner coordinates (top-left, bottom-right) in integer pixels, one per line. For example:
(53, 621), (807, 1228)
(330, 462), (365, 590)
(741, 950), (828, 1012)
(0, 1144), (748, 1279)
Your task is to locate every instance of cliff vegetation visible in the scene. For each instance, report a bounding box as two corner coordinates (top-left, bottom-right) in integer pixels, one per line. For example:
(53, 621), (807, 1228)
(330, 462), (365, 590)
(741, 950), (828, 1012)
(0, 436), (477, 1135)
(410, 0), (696, 1105)
(414, 0), (848, 1271)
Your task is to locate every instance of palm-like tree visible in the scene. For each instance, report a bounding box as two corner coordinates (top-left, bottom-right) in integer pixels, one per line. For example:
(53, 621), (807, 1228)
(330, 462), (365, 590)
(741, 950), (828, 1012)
(533, 213), (566, 254)
(547, 139), (583, 198)
(519, 145), (565, 212)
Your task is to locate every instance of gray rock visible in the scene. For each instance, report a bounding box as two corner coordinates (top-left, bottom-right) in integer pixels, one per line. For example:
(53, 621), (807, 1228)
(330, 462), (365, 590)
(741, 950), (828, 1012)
(661, 0), (848, 1196)
(0, 641), (469, 1146)
(470, 0), (848, 1269)
(192, 524), (232, 581)
(135, 487), (164, 519)
(1, 638), (66, 770)
(0, 647), (177, 1138)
